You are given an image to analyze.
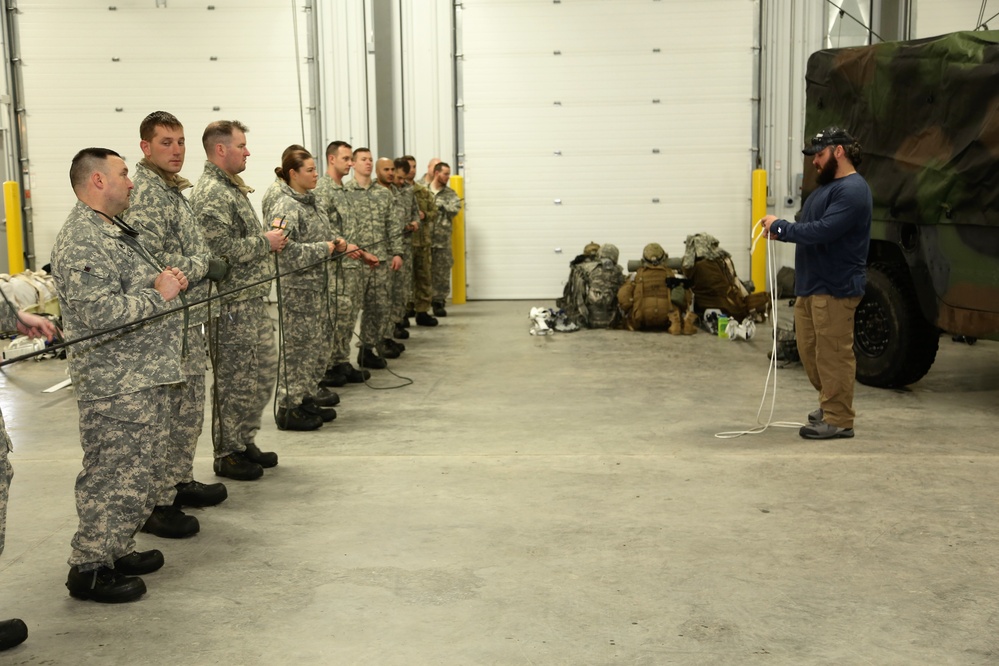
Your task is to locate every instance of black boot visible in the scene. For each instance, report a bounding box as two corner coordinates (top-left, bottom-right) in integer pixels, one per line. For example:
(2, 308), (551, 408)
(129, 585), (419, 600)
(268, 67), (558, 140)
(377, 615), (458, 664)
(415, 311), (439, 327)
(141, 505), (200, 539)
(401, 316), (411, 328)
(393, 324), (410, 339)
(66, 566), (145, 604)
(432, 301), (448, 317)
(276, 405), (324, 431)
(358, 346), (387, 369)
(173, 480), (228, 508)
(379, 342), (401, 359)
(313, 387), (340, 407)
(214, 451), (264, 480)
(405, 307), (416, 318)
(337, 362), (370, 383)
(300, 396), (336, 422)
(319, 365), (347, 387)
(0, 619), (27, 651)
(243, 442), (278, 468)
(113, 549), (164, 576)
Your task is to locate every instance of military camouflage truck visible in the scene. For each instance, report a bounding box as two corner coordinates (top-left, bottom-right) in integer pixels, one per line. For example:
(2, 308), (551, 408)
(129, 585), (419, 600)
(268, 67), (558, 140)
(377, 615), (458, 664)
(803, 31), (999, 387)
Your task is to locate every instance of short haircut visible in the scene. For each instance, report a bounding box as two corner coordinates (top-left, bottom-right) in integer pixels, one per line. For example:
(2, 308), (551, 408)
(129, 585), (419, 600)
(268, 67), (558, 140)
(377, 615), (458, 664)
(202, 120), (249, 154)
(326, 140), (352, 159)
(353, 147), (371, 159)
(70, 147), (121, 192)
(393, 158), (411, 173)
(433, 161), (450, 174)
(140, 111), (183, 142)
(275, 146), (313, 184)
(401, 154), (416, 163)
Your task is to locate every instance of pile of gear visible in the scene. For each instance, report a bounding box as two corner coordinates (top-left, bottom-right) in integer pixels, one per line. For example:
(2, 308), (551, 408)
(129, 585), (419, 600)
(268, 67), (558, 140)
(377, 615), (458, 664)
(542, 235), (769, 336)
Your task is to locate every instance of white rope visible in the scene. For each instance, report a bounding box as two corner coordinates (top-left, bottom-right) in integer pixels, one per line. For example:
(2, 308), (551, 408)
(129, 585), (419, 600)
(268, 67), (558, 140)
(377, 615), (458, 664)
(714, 221), (804, 438)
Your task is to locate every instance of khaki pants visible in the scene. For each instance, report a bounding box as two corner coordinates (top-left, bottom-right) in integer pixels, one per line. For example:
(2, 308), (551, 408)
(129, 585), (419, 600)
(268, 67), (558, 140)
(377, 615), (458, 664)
(794, 294), (862, 429)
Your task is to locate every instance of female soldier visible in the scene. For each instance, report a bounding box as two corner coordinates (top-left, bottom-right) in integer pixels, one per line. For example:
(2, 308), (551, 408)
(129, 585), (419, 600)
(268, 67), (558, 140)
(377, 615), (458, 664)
(263, 147), (347, 430)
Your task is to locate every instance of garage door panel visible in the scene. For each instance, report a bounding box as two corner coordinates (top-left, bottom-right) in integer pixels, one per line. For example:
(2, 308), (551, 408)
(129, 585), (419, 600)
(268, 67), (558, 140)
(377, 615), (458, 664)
(464, 55), (751, 98)
(463, 0), (751, 53)
(18, 2), (303, 264)
(461, 0), (754, 298)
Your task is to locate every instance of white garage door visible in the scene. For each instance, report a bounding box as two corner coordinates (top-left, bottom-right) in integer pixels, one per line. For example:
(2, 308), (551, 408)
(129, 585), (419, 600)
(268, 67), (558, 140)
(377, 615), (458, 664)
(17, 0), (306, 266)
(460, 0), (755, 299)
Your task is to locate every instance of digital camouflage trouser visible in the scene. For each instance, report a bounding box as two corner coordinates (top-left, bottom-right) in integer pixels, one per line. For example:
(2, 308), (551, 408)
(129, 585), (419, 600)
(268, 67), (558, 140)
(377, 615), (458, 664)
(69, 385), (173, 569)
(331, 267), (362, 366)
(411, 242), (432, 312)
(359, 264), (392, 347)
(392, 240), (415, 326)
(431, 245), (453, 303)
(151, 326), (207, 506)
(209, 298), (278, 458)
(0, 416), (11, 557)
(276, 287), (332, 409)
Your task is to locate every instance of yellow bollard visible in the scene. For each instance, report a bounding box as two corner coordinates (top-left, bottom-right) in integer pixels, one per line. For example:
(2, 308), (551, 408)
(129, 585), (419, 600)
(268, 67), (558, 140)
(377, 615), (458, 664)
(449, 174), (466, 304)
(4, 181), (25, 274)
(750, 169), (767, 293)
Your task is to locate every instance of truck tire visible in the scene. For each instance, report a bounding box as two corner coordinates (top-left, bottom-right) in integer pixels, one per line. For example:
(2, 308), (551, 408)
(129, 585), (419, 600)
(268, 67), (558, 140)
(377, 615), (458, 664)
(854, 263), (940, 387)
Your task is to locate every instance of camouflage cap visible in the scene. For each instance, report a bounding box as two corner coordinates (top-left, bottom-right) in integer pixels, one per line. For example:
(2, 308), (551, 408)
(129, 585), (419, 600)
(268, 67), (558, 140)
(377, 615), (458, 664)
(643, 242), (666, 263)
(802, 126), (856, 155)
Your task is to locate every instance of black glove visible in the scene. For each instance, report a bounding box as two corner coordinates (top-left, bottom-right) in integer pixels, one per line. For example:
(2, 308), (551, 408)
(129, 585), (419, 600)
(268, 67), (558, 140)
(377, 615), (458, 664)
(205, 258), (229, 282)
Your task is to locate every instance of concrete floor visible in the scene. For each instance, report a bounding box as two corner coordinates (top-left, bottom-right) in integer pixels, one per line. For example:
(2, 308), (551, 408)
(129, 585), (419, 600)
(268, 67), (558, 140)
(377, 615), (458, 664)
(0, 300), (997, 665)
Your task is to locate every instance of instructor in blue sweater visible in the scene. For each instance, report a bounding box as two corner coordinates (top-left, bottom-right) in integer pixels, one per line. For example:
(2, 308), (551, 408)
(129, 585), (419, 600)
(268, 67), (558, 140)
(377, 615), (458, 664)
(761, 127), (872, 440)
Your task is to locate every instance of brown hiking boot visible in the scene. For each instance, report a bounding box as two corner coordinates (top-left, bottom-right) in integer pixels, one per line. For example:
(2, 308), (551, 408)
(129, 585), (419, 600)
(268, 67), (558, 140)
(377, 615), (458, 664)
(682, 312), (699, 335)
(668, 311), (682, 335)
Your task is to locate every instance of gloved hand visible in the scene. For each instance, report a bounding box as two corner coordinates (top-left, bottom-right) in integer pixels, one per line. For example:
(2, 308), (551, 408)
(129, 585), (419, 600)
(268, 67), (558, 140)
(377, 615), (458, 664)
(205, 258), (229, 282)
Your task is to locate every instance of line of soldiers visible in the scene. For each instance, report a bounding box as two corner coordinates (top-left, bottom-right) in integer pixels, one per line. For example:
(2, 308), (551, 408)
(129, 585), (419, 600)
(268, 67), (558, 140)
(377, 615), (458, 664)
(0, 111), (465, 614)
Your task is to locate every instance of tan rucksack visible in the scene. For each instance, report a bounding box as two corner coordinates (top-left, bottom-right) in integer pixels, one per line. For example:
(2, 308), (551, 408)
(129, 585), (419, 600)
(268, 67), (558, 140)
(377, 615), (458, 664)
(618, 265), (674, 330)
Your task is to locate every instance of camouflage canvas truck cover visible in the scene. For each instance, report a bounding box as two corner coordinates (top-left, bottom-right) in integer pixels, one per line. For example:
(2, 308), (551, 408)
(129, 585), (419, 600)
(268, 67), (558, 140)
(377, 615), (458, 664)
(803, 31), (999, 387)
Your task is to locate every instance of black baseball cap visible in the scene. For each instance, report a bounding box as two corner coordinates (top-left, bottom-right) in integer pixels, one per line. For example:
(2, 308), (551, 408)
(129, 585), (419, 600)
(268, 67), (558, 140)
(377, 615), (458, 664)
(802, 126), (856, 155)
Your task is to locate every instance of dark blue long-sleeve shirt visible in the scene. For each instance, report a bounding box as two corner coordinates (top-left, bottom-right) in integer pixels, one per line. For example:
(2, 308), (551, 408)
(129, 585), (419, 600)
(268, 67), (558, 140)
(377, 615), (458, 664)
(771, 172), (872, 298)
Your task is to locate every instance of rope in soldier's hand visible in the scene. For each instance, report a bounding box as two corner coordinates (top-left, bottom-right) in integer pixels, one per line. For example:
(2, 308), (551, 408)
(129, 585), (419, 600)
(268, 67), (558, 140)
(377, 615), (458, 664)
(0, 229), (412, 368)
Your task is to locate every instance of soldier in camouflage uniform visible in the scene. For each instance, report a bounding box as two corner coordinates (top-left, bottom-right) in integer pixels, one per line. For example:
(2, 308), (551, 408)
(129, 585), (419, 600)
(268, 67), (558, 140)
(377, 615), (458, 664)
(420, 157), (441, 187)
(377, 157), (417, 342)
(52, 147), (186, 603)
(263, 147), (345, 430)
(390, 157), (420, 337)
(618, 243), (696, 334)
(0, 289), (56, 646)
(123, 112), (229, 540)
(405, 156), (438, 327)
(315, 141), (376, 384)
(428, 162), (462, 317)
(346, 148), (405, 366)
(190, 120), (286, 480)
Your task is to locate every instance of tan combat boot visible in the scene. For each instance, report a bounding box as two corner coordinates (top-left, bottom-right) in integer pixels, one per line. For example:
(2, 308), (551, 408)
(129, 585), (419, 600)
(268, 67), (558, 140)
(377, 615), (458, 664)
(668, 310), (682, 335)
(682, 311), (699, 335)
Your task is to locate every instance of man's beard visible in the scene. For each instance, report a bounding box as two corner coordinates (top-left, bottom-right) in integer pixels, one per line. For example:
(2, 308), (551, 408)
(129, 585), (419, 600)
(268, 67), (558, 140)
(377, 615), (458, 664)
(816, 154), (839, 186)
